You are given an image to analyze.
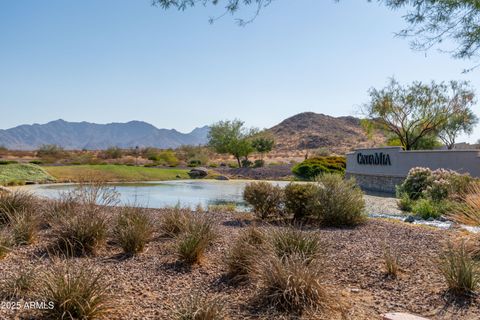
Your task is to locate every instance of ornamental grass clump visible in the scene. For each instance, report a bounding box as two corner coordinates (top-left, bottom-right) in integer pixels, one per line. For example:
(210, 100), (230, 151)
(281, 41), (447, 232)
(172, 292), (224, 320)
(384, 246), (399, 278)
(40, 262), (113, 320)
(268, 227), (323, 264)
(0, 230), (12, 259)
(9, 210), (39, 245)
(313, 174), (366, 227)
(225, 226), (266, 283)
(243, 182), (284, 220)
(176, 214), (217, 265)
(439, 242), (480, 296)
(159, 207), (192, 238)
(113, 206), (154, 255)
(450, 182), (480, 227)
(254, 254), (329, 314)
(1, 267), (37, 299)
(0, 190), (37, 225)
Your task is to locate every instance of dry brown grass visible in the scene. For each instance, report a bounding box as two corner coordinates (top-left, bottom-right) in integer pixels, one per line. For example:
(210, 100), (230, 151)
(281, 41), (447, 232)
(172, 292), (225, 320)
(159, 207), (192, 238)
(450, 182), (480, 226)
(113, 206), (154, 255)
(383, 246), (399, 278)
(0, 267), (37, 299)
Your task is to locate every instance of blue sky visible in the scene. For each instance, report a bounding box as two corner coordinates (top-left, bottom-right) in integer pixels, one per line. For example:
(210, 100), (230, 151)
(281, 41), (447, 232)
(0, 0), (479, 142)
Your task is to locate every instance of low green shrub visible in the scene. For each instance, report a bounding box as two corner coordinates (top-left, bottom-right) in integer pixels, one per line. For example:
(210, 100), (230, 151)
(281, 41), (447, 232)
(412, 198), (451, 219)
(156, 150), (180, 167)
(439, 242), (480, 296)
(241, 159), (252, 168)
(29, 160), (43, 165)
(396, 167), (432, 200)
(40, 262), (113, 320)
(113, 206), (154, 255)
(0, 160), (18, 165)
(292, 156), (346, 180)
(397, 192), (414, 212)
(188, 159), (202, 167)
(284, 183), (318, 220)
(243, 182), (284, 220)
(253, 159), (265, 168)
(312, 174), (366, 227)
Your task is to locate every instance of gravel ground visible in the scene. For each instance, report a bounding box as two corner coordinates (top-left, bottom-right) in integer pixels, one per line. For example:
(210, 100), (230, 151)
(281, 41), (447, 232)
(0, 204), (479, 320)
(364, 194), (404, 216)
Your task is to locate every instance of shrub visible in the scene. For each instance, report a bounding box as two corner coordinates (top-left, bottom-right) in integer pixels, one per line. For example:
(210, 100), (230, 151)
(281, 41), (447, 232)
(188, 159), (202, 167)
(41, 262), (112, 320)
(159, 208), (192, 237)
(0, 190), (36, 224)
(243, 182), (284, 220)
(384, 247), (399, 278)
(1, 267), (36, 299)
(0, 160), (18, 165)
(176, 215), (217, 265)
(254, 254), (328, 313)
(172, 292), (224, 320)
(29, 160), (43, 165)
(412, 198), (451, 219)
(157, 150), (180, 167)
(397, 167), (432, 200)
(9, 211), (39, 245)
(284, 183), (318, 220)
(439, 242), (480, 296)
(268, 227), (323, 264)
(253, 159), (265, 168)
(241, 159), (252, 168)
(397, 192), (414, 212)
(36, 144), (65, 160)
(312, 174), (366, 227)
(292, 156), (346, 180)
(102, 147), (123, 159)
(225, 227), (266, 283)
(113, 206), (154, 255)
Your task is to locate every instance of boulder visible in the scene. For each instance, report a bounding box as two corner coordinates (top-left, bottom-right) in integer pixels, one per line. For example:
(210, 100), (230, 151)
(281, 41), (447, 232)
(215, 175), (229, 181)
(404, 216), (415, 223)
(383, 312), (429, 320)
(188, 167), (209, 179)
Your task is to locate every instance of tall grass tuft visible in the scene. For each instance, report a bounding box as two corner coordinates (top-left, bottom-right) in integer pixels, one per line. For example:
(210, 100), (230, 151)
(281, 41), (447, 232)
(0, 230), (12, 259)
(172, 292), (224, 320)
(9, 211), (39, 245)
(383, 246), (399, 278)
(40, 262), (112, 320)
(1, 267), (36, 299)
(254, 254), (328, 314)
(225, 227), (266, 283)
(0, 190), (36, 224)
(439, 242), (480, 296)
(113, 206), (154, 255)
(176, 215), (217, 265)
(450, 182), (480, 226)
(268, 227), (323, 264)
(159, 207), (192, 238)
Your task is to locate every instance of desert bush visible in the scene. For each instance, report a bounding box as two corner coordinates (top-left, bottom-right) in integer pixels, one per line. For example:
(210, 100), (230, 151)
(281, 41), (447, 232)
(384, 247), (399, 278)
(312, 174), (366, 227)
(156, 150), (180, 167)
(397, 192), (414, 212)
(254, 254), (328, 313)
(439, 242), (480, 296)
(284, 183), (318, 220)
(292, 156), (346, 180)
(188, 159), (202, 167)
(101, 147), (123, 159)
(243, 182), (284, 220)
(41, 262), (112, 320)
(268, 227), (323, 264)
(29, 160), (43, 165)
(159, 207), (192, 237)
(172, 292), (224, 320)
(37, 144), (65, 161)
(253, 159), (265, 168)
(225, 227), (266, 282)
(0, 190), (36, 224)
(412, 198), (452, 219)
(176, 215), (217, 265)
(9, 211), (39, 245)
(113, 206), (154, 255)
(1, 267), (36, 299)
(397, 167), (432, 200)
(241, 159), (253, 168)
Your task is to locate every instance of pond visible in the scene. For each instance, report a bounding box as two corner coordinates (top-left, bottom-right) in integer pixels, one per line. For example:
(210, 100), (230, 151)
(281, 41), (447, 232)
(26, 180), (291, 210)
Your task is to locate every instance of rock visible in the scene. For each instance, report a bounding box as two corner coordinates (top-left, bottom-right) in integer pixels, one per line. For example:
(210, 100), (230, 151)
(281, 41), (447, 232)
(350, 288), (360, 293)
(383, 312), (429, 320)
(215, 175), (229, 181)
(404, 216), (416, 223)
(188, 167), (208, 179)
(426, 217), (434, 222)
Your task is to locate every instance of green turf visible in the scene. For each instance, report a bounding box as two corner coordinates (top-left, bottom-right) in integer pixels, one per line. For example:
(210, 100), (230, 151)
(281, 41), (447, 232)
(43, 165), (191, 182)
(0, 163), (55, 185)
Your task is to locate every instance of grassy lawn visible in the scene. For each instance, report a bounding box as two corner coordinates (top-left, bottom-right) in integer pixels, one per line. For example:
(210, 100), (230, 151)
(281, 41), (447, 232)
(0, 163), (55, 185)
(43, 164), (191, 182)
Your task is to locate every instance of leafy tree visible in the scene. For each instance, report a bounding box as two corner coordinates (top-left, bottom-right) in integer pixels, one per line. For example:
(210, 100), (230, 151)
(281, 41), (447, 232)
(208, 120), (257, 167)
(251, 133), (275, 159)
(438, 108), (478, 149)
(364, 78), (476, 150)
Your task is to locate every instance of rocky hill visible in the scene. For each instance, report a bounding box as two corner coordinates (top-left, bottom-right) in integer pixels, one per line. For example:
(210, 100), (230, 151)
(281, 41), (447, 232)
(268, 112), (385, 154)
(0, 119), (210, 150)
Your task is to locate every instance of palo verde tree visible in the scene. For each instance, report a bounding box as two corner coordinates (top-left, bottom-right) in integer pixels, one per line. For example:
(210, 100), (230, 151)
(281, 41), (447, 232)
(208, 119), (258, 167)
(251, 133), (275, 160)
(364, 78), (476, 150)
(438, 107), (478, 149)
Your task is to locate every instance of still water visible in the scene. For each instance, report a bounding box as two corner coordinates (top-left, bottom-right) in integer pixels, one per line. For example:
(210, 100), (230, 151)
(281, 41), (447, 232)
(26, 180), (290, 209)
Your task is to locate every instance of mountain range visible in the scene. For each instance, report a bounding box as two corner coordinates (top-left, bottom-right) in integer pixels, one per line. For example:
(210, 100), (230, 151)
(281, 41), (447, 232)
(0, 113), (384, 152)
